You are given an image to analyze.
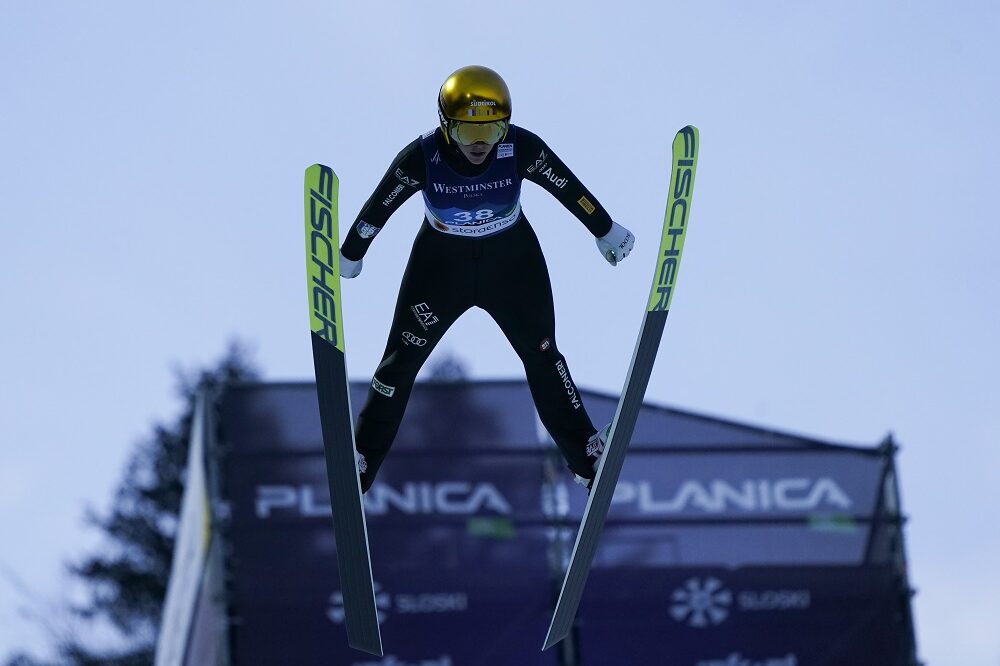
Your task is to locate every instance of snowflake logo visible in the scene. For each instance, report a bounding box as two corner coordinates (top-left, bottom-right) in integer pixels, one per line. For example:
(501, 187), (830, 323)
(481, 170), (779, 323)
(669, 577), (733, 627)
(328, 581), (392, 625)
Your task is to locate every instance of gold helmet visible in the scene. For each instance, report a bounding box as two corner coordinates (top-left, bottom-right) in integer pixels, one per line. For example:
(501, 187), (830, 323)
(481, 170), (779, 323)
(437, 65), (511, 145)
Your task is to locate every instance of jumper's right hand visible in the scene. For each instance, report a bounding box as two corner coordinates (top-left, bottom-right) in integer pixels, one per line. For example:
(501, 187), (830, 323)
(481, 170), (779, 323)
(340, 251), (363, 279)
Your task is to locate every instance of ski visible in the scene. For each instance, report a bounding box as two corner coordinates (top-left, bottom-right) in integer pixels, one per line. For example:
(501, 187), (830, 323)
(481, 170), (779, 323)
(543, 126), (700, 650)
(304, 163), (383, 656)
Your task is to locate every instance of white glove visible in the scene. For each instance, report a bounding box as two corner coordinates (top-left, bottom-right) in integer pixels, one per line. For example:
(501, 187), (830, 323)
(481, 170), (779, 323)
(340, 251), (362, 279)
(595, 221), (635, 266)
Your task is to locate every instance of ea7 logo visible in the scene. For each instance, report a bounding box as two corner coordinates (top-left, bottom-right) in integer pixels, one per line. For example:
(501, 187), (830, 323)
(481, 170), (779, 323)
(394, 168), (420, 187)
(527, 149), (547, 174)
(410, 302), (439, 330)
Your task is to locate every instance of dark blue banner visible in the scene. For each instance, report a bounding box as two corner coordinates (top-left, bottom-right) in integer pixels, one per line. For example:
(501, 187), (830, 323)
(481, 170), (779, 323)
(218, 382), (913, 666)
(580, 566), (907, 665)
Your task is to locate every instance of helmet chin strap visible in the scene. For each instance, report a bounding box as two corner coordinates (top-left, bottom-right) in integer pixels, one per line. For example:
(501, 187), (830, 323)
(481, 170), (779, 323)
(438, 103), (452, 146)
(442, 128), (463, 157)
(438, 107), (452, 145)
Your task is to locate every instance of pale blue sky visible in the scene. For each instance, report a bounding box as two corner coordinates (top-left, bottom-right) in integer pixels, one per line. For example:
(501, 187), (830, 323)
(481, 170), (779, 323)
(2, 1), (998, 663)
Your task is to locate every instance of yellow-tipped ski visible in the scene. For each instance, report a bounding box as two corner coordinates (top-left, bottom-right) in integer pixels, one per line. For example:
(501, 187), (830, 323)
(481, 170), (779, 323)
(545, 126), (700, 652)
(648, 125), (698, 313)
(305, 163), (345, 352)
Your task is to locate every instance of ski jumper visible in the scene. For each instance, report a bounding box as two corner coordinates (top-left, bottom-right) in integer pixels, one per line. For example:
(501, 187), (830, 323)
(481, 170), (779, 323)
(341, 126), (615, 492)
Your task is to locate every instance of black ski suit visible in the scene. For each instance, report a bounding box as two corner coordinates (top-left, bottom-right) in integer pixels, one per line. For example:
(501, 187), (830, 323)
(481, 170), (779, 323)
(341, 125), (615, 491)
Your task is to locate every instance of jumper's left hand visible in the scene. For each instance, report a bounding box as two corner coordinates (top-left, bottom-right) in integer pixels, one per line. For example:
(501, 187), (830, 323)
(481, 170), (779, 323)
(595, 221), (635, 266)
(339, 251), (363, 279)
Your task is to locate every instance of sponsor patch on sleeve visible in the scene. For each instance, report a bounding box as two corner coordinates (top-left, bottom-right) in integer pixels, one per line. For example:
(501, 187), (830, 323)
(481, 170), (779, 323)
(382, 183), (405, 207)
(356, 220), (380, 239)
(372, 377), (396, 397)
(577, 196), (596, 215)
(496, 143), (514, 159)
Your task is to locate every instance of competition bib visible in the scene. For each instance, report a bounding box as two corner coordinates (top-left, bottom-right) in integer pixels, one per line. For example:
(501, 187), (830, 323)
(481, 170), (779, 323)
(420, 128), (522, 237)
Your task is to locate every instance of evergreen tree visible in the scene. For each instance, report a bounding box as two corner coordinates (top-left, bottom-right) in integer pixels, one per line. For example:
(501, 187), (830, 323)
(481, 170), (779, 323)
(4, 343), (258, 666)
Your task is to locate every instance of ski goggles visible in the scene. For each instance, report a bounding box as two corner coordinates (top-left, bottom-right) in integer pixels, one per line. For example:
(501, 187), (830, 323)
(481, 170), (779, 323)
(447, 120), (508, 146)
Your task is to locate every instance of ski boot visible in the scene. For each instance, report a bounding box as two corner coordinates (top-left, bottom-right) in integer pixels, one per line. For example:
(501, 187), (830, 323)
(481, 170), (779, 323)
(574, 424), (610, 493)
(356, 451), (370, 493)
